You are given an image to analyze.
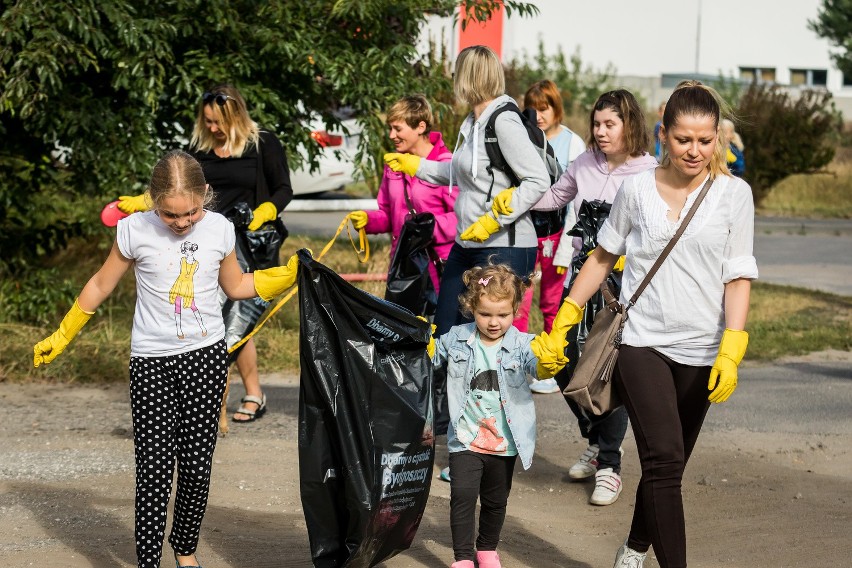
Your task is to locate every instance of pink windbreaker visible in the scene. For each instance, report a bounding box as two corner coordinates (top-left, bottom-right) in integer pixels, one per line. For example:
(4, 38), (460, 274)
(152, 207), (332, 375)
(365, 131), (457, 288)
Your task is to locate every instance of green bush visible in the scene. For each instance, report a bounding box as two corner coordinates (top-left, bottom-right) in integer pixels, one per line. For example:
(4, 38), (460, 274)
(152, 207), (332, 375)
(737, 84), (842, 204)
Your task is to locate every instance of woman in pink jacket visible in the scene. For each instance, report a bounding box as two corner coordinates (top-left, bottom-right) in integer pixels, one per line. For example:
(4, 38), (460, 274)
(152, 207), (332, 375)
(349, 95), (456, 293)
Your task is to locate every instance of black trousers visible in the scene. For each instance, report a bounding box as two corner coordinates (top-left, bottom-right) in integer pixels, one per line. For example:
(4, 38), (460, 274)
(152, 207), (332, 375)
(449, 451), (517, 561)
(615, 345), (712, 568)
(129, 340), (228, 568)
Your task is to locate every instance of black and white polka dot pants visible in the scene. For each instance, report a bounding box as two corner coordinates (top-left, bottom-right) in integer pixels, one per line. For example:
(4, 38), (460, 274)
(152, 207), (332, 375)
(129, 340), (227, 568)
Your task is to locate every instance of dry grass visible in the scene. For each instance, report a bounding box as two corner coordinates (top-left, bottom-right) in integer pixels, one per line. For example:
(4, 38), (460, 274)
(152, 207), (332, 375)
(757, 147), (852, 218)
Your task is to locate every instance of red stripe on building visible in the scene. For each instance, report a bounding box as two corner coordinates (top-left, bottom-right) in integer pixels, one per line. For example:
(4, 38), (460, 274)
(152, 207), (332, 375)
(458, 2), (504, 59)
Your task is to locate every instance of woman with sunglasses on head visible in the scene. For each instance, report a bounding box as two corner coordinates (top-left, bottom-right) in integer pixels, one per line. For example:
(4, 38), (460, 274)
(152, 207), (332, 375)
(119, 83), (293, 424)
(552, 81), (757, 567)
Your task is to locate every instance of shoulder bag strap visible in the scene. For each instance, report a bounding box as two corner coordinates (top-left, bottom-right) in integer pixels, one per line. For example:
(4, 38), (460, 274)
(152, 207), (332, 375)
(626, 175), (714, 310)
(401, 175), (416, 215)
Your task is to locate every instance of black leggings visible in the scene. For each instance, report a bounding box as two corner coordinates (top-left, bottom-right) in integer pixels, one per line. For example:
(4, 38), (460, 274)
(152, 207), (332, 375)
(129, 340), (228, 568)
(449, 451), (517, 561)
(615, 345), (711, 568)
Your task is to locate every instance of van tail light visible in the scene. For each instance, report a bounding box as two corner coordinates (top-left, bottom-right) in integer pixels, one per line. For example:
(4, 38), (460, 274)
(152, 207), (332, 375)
(311, 130), (343, 148)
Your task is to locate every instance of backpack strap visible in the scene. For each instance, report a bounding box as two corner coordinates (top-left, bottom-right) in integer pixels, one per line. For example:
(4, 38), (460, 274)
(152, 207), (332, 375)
(484, 103), (523, 246)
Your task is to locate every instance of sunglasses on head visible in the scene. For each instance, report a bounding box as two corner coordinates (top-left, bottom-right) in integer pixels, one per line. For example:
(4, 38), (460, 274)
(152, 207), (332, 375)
(202, 92), (234, 106)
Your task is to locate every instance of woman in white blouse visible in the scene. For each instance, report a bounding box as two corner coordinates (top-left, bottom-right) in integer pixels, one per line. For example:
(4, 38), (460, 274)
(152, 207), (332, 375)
(554, 80), (758, 568)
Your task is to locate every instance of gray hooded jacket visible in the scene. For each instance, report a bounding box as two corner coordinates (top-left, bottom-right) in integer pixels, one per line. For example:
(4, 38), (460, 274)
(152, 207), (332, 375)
(417, 95), (550, 249)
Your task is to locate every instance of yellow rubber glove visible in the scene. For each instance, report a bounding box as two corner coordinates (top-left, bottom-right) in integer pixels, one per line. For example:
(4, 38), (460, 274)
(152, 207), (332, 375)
(117, 192), (152, 214)
(490, 187), (516, 217)
(530, 332), (569, 379)
(348, 210), (369, 230)
(248, 202), (278, 231)
(416, 316), (437, 359)
(551, 297), (584, 341)
(383, 152), (420, 177)
(707, 328), (749, 403)
(459, 213), (501, 243)
(726, 148), (737, 164)
(254, 253), (300, 301)
(33, 299), (95, 367)
(555, 265), (567, 275)
(587, 247), (625, 272)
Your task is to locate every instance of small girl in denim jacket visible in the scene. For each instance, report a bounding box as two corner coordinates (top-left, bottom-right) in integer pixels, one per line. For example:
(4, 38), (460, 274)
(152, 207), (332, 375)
(430, 263), (569, 568)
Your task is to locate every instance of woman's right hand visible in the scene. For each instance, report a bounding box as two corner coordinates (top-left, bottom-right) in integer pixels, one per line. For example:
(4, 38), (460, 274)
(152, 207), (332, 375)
(348, 211), (368, 229)
(383, 153), (420, 177)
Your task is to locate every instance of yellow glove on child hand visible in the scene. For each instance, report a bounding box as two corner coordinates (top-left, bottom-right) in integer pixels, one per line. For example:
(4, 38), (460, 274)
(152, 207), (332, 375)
(490, 187), (516, 217)
(254, 253), (300, 301)
(117, 193), (152, 214)
(530, 332), (569, 379)
(248, 202), (278, 231)
(33, 299), (94, 367)
(707, 328), (749, 403)
(460, 213), (501, 243)
(383, 153), (421, 177)
(348, 210), (369, 230)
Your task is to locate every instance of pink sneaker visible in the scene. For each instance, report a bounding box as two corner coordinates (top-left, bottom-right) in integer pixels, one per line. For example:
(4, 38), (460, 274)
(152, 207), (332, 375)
(450, 561), (474, 568)
(476, 550), (502, 568)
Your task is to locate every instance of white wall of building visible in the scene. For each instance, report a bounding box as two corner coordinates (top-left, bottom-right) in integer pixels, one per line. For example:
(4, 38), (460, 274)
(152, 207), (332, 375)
(419, 0), (852, 114)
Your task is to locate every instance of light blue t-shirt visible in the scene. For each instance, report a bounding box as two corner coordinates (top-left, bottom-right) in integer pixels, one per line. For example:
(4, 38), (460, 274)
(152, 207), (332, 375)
(455, 335), (518, 457)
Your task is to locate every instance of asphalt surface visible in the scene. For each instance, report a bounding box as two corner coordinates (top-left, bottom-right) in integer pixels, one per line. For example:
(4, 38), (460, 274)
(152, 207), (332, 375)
(283, 200), (852, 296)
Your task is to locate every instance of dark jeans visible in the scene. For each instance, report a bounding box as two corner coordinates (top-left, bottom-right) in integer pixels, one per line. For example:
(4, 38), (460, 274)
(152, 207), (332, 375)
(434, 243), (537, 337)
(555, 293), (628, 472)
(432, 243), (537, 435)
(449, 451), (517, 561)
(615, 345), (712, 568)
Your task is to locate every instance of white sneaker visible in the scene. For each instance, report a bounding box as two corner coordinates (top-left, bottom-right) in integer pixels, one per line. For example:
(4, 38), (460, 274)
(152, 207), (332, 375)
(590, 467), (622, 505)
(530, 377), (561, 394)
(613, 540), (647, 567)
(568, 444), (599, 480)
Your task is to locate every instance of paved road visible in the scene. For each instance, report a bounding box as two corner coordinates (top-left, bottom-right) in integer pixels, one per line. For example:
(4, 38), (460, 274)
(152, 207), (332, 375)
(283, 202), (852, 296)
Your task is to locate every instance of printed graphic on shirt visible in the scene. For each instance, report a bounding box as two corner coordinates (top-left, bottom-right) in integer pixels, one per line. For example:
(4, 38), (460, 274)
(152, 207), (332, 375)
(456, 369), (517, 456)
(168, 241), (208, 340)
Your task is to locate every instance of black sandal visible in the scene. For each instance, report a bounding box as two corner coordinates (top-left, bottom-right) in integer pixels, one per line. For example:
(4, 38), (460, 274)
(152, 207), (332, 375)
(233, 394), (267, 423)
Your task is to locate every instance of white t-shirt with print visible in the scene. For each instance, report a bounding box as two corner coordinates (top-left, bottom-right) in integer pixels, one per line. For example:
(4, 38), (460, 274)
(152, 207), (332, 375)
(597, 170), (759, 366)
(116, 210), (236, 357)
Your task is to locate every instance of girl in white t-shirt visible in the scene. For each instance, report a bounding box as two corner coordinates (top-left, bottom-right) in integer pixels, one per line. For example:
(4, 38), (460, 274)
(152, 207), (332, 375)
(33, 150), (299, 568)
(553, 81), (758, 568)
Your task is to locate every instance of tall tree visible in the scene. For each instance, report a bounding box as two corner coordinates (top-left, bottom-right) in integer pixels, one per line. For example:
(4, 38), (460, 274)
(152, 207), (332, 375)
(809, 0), (852, 79)
(0, 0), (537, 273)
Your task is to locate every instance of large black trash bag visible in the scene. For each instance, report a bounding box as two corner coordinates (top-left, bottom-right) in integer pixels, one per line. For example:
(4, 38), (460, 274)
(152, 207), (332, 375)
(384, 212), (438, 317)
(558, 199), (622, 390)
(220, 202), (288, 361)
(297, 249), (435, 568)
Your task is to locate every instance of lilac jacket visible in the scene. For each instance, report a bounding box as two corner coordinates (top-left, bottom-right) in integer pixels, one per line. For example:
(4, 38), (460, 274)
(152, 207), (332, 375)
(365, 131), (457, 263)
(533, 149), (657, 261)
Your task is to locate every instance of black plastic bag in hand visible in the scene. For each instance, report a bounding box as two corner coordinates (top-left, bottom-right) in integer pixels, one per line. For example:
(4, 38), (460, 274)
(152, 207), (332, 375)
(297, 249), (435, 568)
(220, 202), (288, 361)
(385, 212), (438, 316)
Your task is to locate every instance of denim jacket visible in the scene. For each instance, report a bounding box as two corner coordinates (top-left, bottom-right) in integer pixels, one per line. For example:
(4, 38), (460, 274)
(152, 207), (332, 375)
(433, 323), (538, 470)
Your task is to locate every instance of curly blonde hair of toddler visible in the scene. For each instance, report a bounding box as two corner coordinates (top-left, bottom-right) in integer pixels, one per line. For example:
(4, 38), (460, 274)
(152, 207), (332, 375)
(458, 264), (529, 317)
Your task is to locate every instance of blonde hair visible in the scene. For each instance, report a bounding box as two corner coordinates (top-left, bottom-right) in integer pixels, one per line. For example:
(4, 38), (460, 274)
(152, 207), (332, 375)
(453, 45), (505, 107)
(387, 94), (433, 132)
(720, 118), (745, 150)
(458, 263), (528, 317)
(148, 150), (214, 210)
(190, 83), (260, 157)
(660, 80), (731, 177)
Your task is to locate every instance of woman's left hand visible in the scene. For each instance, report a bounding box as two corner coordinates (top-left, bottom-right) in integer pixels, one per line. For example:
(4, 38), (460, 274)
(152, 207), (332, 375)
(248, 202), (277, 231)
(708, 329), (749, 403)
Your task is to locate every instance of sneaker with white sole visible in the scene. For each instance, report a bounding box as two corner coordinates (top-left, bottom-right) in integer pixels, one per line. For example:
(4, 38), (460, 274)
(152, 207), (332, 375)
(529, 377), (561, 394)
(613, 540), (646, 567)
(568, 444), (599, 480)
(590, 467), (622, 505)
(439, 466), (451, 482)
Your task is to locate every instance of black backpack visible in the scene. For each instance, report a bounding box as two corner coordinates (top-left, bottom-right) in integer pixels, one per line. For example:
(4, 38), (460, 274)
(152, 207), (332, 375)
(483, 102), (567, 240)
